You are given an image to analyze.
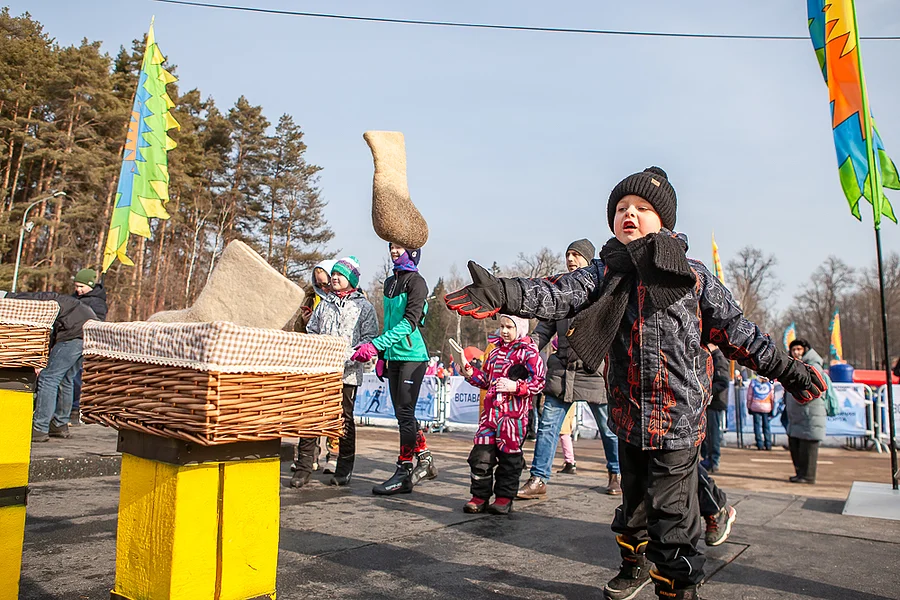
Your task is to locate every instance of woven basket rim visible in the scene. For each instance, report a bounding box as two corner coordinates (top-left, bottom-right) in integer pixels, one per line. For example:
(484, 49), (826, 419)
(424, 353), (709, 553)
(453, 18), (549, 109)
(0, 298), (60, 328)
(83, 319), (348, 374)
(83, 347), (343, 374)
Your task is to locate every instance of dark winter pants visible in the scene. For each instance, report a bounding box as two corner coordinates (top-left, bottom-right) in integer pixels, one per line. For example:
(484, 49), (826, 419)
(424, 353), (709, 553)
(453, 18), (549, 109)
(611, 440), (704, 588)
(387, 360), (428, 461)
(788, 436), (819, 482)
(468, 444), (525, 500)
(296, 385), (358, 477)
(701, 409), (724, 468)
(697, 463), (727, 518)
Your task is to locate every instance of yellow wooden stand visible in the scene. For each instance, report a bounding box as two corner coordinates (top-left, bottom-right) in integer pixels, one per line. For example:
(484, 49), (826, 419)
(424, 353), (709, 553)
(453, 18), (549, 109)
(111, 431), (280, 600)
(0, 369), (36, 600)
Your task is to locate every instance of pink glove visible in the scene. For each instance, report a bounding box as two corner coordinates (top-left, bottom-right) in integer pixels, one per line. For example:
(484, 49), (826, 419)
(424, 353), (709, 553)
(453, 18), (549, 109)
(375, 359), (386, 381)
(351, 342), (378, 362)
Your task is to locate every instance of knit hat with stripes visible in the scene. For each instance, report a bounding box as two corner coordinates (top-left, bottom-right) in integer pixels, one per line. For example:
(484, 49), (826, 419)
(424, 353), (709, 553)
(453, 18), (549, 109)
(332, 256), (361, 289)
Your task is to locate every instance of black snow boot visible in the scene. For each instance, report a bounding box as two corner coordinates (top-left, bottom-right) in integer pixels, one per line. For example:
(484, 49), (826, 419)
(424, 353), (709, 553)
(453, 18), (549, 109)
(411, 450), (438, 485)
(650, 569), (700, 599)
(289, 471), (311, 489)
(372, 461), (414, 495)
(604, 535), (651, 600)
(329, 454), (354, 486)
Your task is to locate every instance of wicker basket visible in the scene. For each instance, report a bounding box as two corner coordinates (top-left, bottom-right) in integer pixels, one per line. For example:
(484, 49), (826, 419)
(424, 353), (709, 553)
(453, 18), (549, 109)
(81, 320), (349, 445)
(0, 299), (60, 368)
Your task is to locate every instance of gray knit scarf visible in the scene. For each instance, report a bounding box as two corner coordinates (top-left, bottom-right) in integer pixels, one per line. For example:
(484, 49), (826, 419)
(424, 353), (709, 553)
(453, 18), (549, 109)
(566, 233), (696, 372)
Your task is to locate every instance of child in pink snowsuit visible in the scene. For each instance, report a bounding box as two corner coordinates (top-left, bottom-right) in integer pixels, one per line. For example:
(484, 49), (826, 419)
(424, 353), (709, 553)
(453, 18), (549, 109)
(461, 315), (545, 515)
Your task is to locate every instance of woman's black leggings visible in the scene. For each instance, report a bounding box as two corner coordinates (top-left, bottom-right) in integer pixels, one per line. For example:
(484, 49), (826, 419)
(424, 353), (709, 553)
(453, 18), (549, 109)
(387, 360), (427, 461)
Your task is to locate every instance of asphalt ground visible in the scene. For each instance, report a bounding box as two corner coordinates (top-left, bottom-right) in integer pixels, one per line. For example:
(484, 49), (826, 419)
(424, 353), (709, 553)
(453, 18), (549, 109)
(17, 424), (900, 599)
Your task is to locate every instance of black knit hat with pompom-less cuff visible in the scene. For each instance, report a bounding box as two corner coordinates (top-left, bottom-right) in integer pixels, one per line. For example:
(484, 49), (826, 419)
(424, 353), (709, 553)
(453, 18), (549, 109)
(606, 166), (677, 231)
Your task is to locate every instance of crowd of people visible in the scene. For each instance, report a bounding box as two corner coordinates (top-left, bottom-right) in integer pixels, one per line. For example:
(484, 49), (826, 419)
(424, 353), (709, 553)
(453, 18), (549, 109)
(4, 164), (834, 600)
(276, 165), (829, 599)
(444, 166), (825, 599)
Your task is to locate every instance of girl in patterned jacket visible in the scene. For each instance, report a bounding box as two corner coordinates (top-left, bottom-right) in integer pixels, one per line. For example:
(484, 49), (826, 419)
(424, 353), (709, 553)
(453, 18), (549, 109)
(461, 315), (545, 515)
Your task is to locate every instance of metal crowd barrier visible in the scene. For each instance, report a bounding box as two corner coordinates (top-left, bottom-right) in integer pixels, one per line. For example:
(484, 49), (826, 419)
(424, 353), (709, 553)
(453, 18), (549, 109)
(873, 385), (900, 453)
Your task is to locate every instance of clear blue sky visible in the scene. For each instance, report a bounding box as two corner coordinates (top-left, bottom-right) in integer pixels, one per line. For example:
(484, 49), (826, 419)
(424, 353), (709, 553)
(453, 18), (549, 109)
(15, 0), (900, 310)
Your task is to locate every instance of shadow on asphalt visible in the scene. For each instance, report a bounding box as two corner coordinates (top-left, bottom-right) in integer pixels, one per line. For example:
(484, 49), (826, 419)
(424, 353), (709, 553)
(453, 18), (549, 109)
(709, 562), (897, 600)
(800, 497), (845, 514)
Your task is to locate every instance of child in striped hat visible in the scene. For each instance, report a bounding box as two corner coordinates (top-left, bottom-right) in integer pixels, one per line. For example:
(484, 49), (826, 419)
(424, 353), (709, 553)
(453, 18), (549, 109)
(331, 256), (361, 292)
(291, 255), (378, 488)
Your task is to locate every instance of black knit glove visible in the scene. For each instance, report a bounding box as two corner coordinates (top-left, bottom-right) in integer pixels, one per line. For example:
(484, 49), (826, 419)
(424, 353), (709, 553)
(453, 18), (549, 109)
(445, 261), (507, 319)
(779, 360), (826, 404)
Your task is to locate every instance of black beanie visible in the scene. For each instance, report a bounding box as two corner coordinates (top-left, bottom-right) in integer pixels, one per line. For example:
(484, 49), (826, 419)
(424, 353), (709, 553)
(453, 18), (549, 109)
(607, 166), (677, 231)
(566, 238), (595, 261)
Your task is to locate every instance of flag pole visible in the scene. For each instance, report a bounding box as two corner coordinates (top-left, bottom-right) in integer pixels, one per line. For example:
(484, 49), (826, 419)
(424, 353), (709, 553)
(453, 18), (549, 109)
(851, 0), (899, 489)
(874, 227), (899, 488)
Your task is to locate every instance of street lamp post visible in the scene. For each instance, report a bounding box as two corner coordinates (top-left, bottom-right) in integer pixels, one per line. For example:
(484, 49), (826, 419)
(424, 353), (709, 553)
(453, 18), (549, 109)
(11, 191), (66, 293)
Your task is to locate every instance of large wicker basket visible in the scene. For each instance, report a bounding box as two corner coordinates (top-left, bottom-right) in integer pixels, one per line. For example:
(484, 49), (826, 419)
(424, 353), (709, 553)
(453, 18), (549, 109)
(81, 320), (348, 445)
(0, 298), (60, 368)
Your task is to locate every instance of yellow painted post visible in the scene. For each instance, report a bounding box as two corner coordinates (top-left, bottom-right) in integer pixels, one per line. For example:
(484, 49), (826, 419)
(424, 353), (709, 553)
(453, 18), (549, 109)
(110, 431), (279, 600)
(0, 369), (36, 600)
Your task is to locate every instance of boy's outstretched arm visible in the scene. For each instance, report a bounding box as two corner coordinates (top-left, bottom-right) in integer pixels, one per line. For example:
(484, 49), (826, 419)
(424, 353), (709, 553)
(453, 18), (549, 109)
(445, 260), (602, 321)
(696, 263), (825, 402)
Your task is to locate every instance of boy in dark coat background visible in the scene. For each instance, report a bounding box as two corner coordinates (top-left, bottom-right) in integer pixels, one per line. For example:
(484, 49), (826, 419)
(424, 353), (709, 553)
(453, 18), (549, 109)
(445, 166), (825, 599)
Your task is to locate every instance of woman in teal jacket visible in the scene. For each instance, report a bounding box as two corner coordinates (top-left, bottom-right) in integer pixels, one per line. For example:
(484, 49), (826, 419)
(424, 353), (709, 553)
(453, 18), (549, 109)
(352, 243), (437, 495)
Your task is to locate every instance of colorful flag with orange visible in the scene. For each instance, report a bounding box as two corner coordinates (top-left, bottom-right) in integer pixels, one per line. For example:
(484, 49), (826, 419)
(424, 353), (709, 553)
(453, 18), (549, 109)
(807, 0), (898, 225)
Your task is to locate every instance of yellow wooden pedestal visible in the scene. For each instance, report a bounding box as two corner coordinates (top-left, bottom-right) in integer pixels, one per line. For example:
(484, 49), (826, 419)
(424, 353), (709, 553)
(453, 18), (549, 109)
(111, 433), (280, 600)
(0, 374), (35, 600)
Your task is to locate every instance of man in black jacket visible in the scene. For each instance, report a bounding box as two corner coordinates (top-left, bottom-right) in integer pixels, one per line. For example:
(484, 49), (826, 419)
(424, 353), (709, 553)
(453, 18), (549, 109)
(1, 290), (97, 441)
(701, 344), (730, 473)
(70, 269), (108, 424)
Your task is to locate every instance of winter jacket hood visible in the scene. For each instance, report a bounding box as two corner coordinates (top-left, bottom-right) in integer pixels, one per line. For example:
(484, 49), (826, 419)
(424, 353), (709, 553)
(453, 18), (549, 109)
(311, 259), (337, 302)
(802, 348), (825, 371)
(73, 283), (108, 322)
(497, 314), (530, 341)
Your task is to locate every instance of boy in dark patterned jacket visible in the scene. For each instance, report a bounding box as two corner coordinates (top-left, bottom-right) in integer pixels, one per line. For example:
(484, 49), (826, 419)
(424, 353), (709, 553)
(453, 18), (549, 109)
(445, 167), (825, 599)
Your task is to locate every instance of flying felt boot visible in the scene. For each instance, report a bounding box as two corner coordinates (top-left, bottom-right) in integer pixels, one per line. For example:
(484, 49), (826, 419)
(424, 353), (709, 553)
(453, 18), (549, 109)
(363, 131), (429, 250)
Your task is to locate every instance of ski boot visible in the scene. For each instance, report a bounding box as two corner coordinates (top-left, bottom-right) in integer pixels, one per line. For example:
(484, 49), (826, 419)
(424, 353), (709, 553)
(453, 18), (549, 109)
(410, 449), (438, 485)
(372, 461), (414, 495)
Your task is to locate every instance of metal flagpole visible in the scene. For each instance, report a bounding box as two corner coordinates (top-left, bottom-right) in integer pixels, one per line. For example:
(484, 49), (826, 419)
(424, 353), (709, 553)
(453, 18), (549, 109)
(849, 0), (899, 490)
(874, 228), (899, 489)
